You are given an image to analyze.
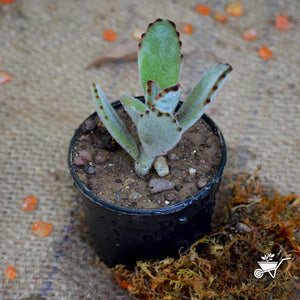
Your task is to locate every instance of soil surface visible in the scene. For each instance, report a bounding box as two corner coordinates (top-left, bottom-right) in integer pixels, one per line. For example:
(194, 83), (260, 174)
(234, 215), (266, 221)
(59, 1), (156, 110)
(71, 107), (222, 209)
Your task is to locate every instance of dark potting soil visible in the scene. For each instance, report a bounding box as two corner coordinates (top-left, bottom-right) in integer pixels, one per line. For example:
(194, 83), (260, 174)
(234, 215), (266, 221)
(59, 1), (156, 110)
(71, 108), (222, 209)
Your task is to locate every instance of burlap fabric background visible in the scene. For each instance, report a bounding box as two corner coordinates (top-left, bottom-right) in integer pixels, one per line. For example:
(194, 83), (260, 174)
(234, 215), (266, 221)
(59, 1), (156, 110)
(0, 0), (299, 299)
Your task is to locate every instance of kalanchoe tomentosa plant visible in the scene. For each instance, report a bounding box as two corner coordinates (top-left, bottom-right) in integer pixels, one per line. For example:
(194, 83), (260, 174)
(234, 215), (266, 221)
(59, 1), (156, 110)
(91, 19), (232, 176)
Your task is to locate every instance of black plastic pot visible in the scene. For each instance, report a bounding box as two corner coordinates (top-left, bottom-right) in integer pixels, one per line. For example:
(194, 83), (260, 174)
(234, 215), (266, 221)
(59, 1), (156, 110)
(68, 99), (227, 268)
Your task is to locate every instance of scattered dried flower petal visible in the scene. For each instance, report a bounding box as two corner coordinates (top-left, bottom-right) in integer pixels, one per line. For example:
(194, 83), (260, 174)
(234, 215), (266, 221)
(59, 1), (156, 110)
(214, 12), (228, 23)
(0, 71), (13, 85)
(226, 1), (243, 17)
(259, 46), (273, 59)
(32, 221), (53, 237)
(1, 0), (17, 3)
(275, 14), (291, 31)
(5, 265), (16, 280)
(195, 4), (211, 15)
(181, 24), (194, 35)
(243, 28), (256, 40)
(86, 41), (137, 69)
(102, 29), (116, 42)
(21, 195), (37, 211)
(131, 29), (144, 41)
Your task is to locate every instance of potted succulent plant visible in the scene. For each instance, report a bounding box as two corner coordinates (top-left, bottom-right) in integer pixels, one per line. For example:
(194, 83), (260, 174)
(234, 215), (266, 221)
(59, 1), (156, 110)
(68, 19), (232, 267)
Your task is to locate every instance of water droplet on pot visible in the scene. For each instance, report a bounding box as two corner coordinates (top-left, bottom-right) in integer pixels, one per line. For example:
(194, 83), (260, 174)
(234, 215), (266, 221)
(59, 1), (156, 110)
(178, 216), (188, 224)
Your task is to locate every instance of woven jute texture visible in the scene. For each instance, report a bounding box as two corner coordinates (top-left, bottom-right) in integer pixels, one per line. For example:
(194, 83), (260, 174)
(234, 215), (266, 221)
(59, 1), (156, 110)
(0, 0), (299, 299)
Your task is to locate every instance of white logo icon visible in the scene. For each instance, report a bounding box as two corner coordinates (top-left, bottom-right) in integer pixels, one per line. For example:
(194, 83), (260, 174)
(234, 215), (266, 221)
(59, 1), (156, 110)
(254, 253), (291, 279)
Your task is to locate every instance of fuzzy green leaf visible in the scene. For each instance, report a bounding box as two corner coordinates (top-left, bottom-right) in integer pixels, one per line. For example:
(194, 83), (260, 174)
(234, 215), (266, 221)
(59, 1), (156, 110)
(153, 83), (181, 114)
(177, 63), (232, 132)
(145, 80), (161, 108)
(120, 94), (147, 126)
(137, 108), (182, 158)
(138, 19), (182, 94)
(91, 84), (139, 160)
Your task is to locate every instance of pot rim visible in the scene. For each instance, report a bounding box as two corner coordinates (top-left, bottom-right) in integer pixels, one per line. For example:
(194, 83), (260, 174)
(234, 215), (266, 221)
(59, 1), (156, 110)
(68, 99), (227, 216)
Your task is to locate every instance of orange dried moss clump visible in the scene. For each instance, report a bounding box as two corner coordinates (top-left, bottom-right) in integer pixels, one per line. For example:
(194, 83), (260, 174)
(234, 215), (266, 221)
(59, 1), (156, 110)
(112, 171), (299, 299)
(5, 265), (16, 280)
(195, 4), (211, 15)
(32, 221), (53, 237)
(21, 195), (37, 211)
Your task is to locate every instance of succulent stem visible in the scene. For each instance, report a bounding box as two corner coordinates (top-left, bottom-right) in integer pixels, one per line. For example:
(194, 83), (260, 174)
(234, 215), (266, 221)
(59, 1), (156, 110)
(134, 147), (155, 176)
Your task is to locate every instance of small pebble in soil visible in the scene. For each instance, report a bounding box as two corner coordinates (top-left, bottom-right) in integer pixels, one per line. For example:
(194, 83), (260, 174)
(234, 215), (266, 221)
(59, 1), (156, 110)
(154, 156), (169, 177)
(129, 192), (142, 200)
(197, 178), (208, 189)
(73, 150), (92, 166)
(149, 179), (175, 194)
(80, 133), (94, 145)
(94, 149), (110, 164)
(188, 167), (196, 175)
(81, 117), (96, 134)
(168, 152), (179, 161)
(84, 163), (96, 175)
(165, 191), (176, 201)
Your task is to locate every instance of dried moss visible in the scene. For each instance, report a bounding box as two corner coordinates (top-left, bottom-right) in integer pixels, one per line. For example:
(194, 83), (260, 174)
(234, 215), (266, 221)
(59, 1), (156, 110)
(112, 170), (300, 299)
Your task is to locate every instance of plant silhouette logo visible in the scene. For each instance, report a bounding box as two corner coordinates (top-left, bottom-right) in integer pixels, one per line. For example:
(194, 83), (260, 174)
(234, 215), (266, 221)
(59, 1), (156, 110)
(254, 253), (291, 279)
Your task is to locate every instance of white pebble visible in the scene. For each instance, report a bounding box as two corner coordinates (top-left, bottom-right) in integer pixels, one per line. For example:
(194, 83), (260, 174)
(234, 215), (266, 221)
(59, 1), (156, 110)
(188, 167), (196, 174)
(154, 156), (169, 177)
